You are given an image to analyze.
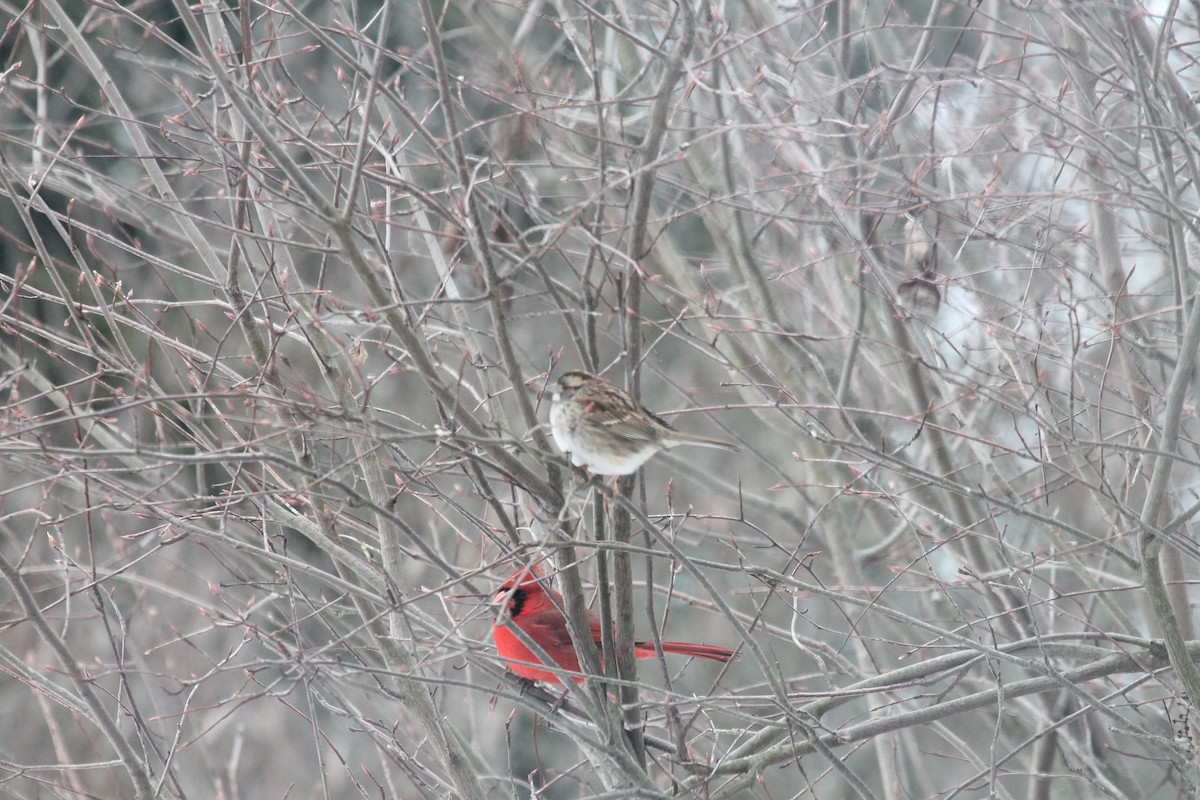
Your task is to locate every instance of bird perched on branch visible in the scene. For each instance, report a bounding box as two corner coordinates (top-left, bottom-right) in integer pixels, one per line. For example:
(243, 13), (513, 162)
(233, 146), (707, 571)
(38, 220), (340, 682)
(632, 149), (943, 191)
(491, 567), (737, 684)
(549, 370), (736, 475)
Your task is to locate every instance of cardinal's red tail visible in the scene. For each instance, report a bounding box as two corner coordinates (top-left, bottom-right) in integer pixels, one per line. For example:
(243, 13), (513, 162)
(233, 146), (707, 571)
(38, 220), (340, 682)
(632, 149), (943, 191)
(654, 641), (738, 662)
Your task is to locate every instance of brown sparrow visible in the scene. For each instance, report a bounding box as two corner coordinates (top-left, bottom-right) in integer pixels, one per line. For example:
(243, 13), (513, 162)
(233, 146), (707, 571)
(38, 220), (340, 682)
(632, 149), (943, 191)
(549, 370), (737, 475)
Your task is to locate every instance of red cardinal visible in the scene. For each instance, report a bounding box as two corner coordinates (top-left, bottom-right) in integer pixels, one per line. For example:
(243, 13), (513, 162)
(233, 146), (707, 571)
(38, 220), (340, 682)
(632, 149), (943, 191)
(491, 568), (737, 684)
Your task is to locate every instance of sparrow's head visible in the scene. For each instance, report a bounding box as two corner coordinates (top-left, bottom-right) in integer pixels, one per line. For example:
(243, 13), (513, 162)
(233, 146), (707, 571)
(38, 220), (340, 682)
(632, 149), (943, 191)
(554, 370), (594, 398)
